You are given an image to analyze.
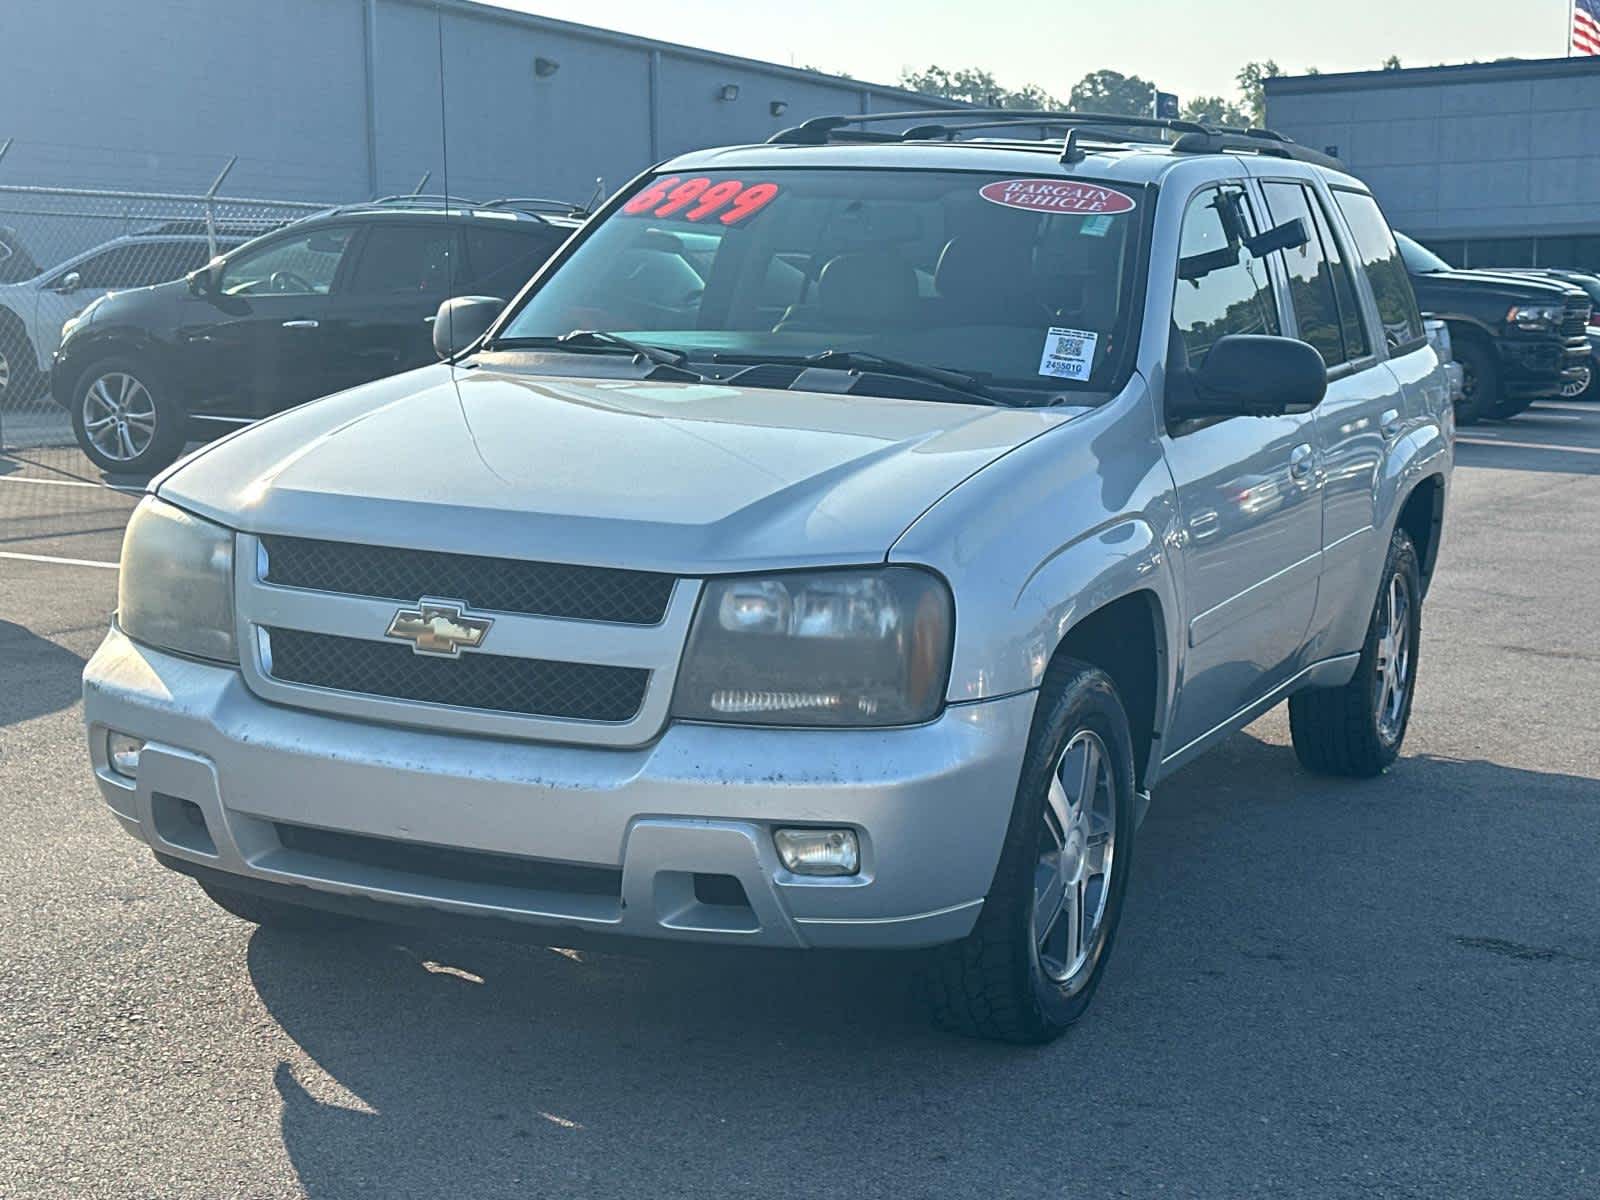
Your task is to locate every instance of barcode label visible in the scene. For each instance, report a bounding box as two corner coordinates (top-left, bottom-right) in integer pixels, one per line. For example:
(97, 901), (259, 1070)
(1039, 326), (1097, 381)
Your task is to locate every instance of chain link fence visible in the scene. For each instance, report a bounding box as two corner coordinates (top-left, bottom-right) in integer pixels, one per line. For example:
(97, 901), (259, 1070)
(0, 153), (334, 450)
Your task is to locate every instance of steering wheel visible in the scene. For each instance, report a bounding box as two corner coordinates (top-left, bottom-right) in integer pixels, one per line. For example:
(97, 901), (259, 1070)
(269, 269), (315, 294)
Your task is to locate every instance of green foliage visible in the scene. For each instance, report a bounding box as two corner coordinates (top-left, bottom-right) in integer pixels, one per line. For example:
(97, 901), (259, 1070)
(1235, 60), (1281, 125)
(899, 65), (1060, 109)
(1381, 55), (1403, 70)
(1181, 95), (1249, 127)
(1067, 69), (1159, 117)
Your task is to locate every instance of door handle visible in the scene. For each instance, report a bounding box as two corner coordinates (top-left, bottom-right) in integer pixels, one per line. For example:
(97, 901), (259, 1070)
(1288, 442), (1316, 481)
(1381, 408), (1403, 439)
(281, 319), (319, 329)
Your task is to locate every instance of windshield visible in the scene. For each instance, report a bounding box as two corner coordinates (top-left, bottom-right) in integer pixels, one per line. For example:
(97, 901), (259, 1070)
(1395, 232), (1452, 274)
(496, 167), (1149, 396)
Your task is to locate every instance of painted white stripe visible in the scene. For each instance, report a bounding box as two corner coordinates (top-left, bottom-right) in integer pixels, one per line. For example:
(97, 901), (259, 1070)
(1458, 436), (1600, 456)
(0, 474), (143, 493)
(0, 550), (119, 570)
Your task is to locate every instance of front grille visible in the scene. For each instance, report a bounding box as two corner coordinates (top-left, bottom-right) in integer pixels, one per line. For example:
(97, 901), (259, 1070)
(260, 534), (675, 626)
(274, 822), (622, 898)
(266, 628), (649, 722)
(1563, 299), (1590, 340)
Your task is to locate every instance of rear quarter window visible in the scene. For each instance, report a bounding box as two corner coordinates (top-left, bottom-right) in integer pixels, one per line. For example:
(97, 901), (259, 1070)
(1332, 190), (1425, 350)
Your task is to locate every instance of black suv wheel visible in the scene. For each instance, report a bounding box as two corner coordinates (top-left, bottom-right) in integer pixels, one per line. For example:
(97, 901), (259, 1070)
(70, 356), (188, 474)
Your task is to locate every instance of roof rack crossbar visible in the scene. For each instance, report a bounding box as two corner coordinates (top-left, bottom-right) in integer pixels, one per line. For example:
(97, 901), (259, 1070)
(1168, 130), (1343, 169)
(365, 193), (483, 208)
(480, 196), (587, 215)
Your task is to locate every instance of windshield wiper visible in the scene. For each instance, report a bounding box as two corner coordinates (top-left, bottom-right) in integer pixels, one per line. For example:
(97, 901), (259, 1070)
(804, 350), (1022, 407)
(490, 329), (692, 369)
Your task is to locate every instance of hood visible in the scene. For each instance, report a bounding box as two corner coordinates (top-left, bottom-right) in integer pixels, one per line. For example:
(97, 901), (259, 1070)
(159, 363), (1082, 574)
(1411, 267), (1584, 303)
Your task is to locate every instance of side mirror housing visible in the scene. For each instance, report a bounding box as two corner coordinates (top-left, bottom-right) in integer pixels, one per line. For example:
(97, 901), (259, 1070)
(56, 270), (82, 294)
(1170, 334), (1327, 421)
(433, 295), (504, 359)
(187, 257), (224, 296)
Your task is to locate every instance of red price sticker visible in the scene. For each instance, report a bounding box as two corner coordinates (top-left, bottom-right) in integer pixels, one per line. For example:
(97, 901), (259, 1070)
(619, 178), (780, 225)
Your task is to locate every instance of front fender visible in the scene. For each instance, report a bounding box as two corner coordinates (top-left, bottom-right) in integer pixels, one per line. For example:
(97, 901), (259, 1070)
(889, 382), (1181, 713)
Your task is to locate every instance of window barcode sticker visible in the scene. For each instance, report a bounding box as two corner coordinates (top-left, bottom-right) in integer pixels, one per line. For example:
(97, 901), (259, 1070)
(1039, 326), (1098, 381)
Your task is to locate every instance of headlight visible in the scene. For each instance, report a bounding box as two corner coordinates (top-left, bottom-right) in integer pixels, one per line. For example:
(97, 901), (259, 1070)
(1506, 303), (1564, 332)
(118, 497), (236, 663)
(671, 567), (953, 727)
(61, 314), (81, 342)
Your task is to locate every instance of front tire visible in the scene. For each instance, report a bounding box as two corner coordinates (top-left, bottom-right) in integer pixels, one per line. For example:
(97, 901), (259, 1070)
(70, 356), (187, 474)
(1452, 338), (1497, 426)
(1289, 528), (1423, 777)
(927, 660), (1136, 1043)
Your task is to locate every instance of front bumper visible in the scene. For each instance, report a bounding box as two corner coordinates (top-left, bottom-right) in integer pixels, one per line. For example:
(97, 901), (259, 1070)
(1500, 335), (1591, 398)
(83, 627), (1034, 950)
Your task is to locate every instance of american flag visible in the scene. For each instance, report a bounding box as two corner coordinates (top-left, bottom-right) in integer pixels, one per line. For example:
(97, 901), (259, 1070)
(1575, 0), (1600, 55)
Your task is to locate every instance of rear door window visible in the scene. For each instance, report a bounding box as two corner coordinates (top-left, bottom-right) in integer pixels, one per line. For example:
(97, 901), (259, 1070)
(1333, 190), (1426, 349)
(346, 224), (457, 295)
(462, 226), (564, 296)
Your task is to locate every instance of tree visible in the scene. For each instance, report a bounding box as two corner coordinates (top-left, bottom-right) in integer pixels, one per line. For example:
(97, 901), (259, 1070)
(1236, 59), (1281, 126)
(1068, 68), (1158, 117)
(899, 65), (1060, 109)
(1182, 95), (1249, 127)
(1381, 55), (1403, 70)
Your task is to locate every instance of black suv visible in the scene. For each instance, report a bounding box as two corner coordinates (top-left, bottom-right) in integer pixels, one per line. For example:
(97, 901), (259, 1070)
(52, 197), (583, 472)
(1395, 233), (1590, 423)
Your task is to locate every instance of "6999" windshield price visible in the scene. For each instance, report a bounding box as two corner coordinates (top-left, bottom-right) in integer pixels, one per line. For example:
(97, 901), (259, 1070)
(620, 177), (781, 225)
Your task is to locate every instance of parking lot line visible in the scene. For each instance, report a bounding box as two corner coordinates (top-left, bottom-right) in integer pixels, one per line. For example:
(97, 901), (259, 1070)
(0, 475), (144, 493)
(0, 549), (119, 570)
(1457, 436), (1600, 455)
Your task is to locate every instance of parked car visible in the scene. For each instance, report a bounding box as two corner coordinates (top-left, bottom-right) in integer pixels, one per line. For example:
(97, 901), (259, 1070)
(1495, 268), (1600, 401)
(0, 224), (41, 283)
(51, 197), (584, 472)
(0, 226), (262, 404)
(83, 112), (1452, 1043)
(1395, 233), (1590, 422)
(1424, 318), (1465, 408)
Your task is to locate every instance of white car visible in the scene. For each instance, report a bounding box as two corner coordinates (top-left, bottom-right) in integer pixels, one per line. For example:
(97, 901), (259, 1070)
(0, 228), (258, 400)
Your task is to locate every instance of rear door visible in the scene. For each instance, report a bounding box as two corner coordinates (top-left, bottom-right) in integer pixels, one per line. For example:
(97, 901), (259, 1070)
(1161, 182), (1325, 753)
(330, 221), (463, 393)
(1258, 178), (1398, 660)
(189, 224), (356, 415)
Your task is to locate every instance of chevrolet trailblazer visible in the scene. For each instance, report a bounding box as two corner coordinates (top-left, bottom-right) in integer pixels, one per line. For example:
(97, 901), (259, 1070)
(84, 111), (1452, 1043)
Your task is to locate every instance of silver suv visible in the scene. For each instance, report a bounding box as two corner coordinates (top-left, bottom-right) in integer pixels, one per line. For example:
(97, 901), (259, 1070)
(83, 111), (1452, 1042)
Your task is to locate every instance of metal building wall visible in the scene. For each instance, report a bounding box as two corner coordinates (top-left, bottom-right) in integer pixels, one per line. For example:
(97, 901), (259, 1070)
(1266, 57), (1600, 260)
(2, 0), (943, 206)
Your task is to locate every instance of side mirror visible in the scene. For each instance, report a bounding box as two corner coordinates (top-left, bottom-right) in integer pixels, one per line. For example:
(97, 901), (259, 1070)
(187, 257), (224, 296)
(56, 270), (82, 294)
(432, 295), (504, 359)
(1170, 334), (1327, 421)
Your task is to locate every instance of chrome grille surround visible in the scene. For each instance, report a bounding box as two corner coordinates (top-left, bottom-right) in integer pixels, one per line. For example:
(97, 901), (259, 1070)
(236, 534), (699, 746)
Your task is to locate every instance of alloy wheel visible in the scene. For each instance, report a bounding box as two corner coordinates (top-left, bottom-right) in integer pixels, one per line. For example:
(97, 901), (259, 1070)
(1373, 571), (1413, 745)
(82, 371), (158, 462)
(1561, 368), (1590, 399)
(1032, 728), (1118, 993)
(0, 346), (10, 395)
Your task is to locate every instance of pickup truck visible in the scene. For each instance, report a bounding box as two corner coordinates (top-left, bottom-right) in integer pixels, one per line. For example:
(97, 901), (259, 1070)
(83, 111), (1453, 1043)
(1396, 233), (1590, 422)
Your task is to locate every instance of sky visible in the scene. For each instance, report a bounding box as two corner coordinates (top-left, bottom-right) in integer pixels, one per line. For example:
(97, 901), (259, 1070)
(492, 0), (1571, 104)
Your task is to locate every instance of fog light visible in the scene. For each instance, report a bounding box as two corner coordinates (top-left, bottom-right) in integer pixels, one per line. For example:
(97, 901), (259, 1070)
(774, 828), (859, 876)
(107, 732), (144, 778)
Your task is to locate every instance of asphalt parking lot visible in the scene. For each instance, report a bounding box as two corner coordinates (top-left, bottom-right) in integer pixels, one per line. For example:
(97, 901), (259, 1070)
(2, 406), (1597, 1199)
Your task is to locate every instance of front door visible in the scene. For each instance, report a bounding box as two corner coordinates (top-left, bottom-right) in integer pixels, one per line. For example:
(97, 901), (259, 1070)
(1162, 183), (1324, 754)
(184, 225), (356, 416)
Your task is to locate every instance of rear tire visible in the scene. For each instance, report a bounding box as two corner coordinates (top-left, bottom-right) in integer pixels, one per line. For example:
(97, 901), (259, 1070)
(1289, 528), (1423, 777)
(1452, 338), (1497, 426)
(69, 356), (188, 474)
(926, 659), (1136, 1043)
(0, 310), (39, 406)
(198, 880), (361, 933)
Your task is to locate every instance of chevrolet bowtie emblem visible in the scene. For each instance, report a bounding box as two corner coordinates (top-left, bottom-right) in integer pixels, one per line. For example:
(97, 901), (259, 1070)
(385, 599), (493, 657)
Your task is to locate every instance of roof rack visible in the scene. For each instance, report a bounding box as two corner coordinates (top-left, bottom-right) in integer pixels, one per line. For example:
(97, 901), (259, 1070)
(364, 193), (482, 208)
(766, 106), (1342, 168)
(480, 197), (588, 217)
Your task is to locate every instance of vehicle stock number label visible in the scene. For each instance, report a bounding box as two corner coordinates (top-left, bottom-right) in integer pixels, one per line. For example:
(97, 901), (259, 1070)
(1039, 327), (1098, 381)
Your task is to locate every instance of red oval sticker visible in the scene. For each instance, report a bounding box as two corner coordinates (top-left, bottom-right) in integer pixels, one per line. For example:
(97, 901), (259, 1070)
(979, 179), (1137, 215)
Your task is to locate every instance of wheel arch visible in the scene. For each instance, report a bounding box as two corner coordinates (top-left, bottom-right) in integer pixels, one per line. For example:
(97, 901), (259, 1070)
(1393, 472), (1447, 595)
(1045, 588), (1170, 791)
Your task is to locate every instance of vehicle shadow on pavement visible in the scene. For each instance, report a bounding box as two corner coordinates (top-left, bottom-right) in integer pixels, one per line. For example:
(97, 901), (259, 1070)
(1456, 406), (1600, 476)
(0, 619), (87, 726)
(244, 729), (1600, 1199)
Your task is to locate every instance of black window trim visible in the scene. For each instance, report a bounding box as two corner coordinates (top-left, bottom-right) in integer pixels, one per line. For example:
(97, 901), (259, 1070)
(1255, 175), (1383, 379)
(1328, 184), (1429, 360)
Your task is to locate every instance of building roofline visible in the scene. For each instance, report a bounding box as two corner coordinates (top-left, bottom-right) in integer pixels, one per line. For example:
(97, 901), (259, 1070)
(398, 0), (948, 108)
(1265, 54), (1600, 94)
